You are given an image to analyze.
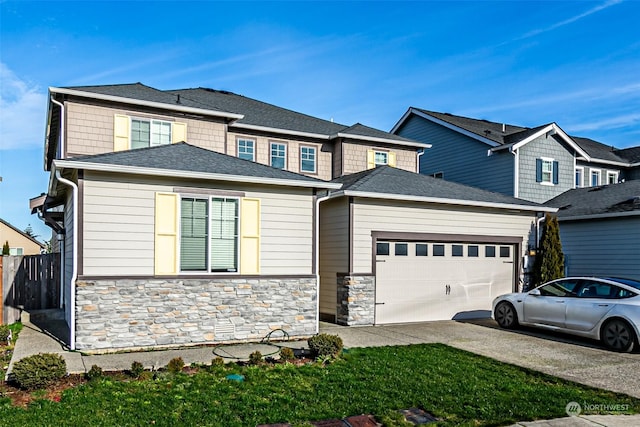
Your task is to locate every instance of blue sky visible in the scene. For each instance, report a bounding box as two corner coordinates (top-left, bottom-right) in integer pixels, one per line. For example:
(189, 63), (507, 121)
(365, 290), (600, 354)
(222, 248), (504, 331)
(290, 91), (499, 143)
(1, 0), (639, 242)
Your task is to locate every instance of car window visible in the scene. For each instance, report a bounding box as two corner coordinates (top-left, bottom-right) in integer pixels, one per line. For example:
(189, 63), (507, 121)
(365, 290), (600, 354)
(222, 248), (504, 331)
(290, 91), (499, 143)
(538, 280), (580, 297)
(578, 280), (638, 299)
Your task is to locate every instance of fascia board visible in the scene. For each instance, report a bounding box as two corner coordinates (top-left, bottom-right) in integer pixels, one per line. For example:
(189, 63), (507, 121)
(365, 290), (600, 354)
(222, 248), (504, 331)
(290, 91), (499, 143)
(50, 87), (244, 120)
(389, 108), (413, 134)
(576, 157), (635, 168)
(53, 160), (343, 190)
(341, 190), (556, 213)
(333, 132), (431, 148)
(231, 123), (331, 140)
(552, 125), (591, 160)
(558, 210), (640, 221)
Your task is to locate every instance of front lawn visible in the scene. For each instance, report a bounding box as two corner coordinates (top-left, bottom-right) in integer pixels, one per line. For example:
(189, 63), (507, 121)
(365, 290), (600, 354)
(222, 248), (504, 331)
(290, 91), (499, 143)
(1, 343), (638, 426)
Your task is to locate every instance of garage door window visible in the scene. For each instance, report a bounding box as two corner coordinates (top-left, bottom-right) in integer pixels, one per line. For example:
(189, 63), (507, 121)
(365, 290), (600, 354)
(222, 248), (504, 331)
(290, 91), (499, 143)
(452, 244), (463, 257)
(485, 246), (496, 257)
(395, 243), (408, 256)
(500, 246), (510, 258)
(433, 244), (445, 256)
(468, 245), (479, 257)
(376, 242), (390, 256)
(416, 243), (428, 256)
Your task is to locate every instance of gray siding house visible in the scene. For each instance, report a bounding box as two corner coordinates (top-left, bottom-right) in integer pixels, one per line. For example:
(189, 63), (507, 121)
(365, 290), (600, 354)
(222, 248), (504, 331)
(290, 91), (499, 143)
(545, 180), (640, 280)
(392, 108), (640, 203)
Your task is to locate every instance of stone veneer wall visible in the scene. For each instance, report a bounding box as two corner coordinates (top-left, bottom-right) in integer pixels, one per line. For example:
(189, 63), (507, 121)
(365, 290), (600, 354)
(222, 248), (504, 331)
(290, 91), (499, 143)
(336, 275), (375, 326)
(75, 277), (317, 351)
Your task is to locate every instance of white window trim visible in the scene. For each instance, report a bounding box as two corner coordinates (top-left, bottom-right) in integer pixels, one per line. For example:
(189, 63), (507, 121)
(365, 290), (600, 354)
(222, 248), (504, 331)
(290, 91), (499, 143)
(540, 157), (555, 186)
(575, 166), (584, 188)
(374, 150), (389, 166)
(131, 117), (173, 148)
(8, 247), (24, 256)
(607, 171), (619, 184)
(237, 138), (256, 162)
(270, 142), (287, 169)
(300, 145), (317, 173)
(591, 170), (601, 187)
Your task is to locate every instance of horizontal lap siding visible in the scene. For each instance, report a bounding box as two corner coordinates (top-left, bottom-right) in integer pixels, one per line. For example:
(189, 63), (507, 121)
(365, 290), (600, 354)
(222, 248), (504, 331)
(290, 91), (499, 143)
(559, 217), (640, 280)
(352, 198), (536, 273)
(319, 198), (349, 316)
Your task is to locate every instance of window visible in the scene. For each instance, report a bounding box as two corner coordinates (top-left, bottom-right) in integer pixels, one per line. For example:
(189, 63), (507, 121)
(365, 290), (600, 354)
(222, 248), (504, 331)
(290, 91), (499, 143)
(452, 244), (463, 257)
(270, 143), (287, 169)
(575, 167), (584, 188)
(300, 146), (316, 173)
(499, 246), (510, 258)
(538, 279), (580, 297)
(607, 171), (618, 184)
(131, 118), (172, 149)
(374, 151), (388, 166)
(591, 170), (601, 187)
(8, 247), (23, 256)
(432, 172), (444, 179)
(395, 243), (408, 256)
(485, 246), (496, 257)
(376, 242), (390, 256)
(536, 158), (559, 185)
(180, 197), (239, 272)
(468, 245), (479, 257)
(416, 243), (428, 256)
(433, 244), (445, 256)
(238, 139), (255, 161)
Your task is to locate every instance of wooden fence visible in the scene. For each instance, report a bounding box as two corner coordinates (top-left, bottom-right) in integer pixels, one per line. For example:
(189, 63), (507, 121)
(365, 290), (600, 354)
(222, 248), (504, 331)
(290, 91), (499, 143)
(1, 254), (61, 324)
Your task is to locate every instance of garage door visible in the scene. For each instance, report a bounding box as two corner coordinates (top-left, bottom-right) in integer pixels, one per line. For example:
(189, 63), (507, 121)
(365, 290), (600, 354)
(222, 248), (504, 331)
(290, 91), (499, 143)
(375, 241), (515, 324)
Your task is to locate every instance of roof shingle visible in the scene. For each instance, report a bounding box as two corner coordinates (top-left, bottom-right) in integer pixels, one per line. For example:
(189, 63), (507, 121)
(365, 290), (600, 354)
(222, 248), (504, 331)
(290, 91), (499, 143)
(545, 180), (640, 218)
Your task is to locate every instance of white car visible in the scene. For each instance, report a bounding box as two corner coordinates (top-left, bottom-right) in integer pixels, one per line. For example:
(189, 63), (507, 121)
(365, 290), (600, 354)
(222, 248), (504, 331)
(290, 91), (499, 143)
(492, 277), (640, 352)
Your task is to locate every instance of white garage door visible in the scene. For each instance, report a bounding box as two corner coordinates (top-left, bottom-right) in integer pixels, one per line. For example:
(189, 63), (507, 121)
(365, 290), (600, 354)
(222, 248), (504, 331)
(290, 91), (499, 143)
(375, 241), (516, 324)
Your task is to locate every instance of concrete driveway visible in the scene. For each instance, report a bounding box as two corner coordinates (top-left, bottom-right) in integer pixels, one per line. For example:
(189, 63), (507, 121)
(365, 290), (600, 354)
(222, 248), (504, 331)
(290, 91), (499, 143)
(320, 319), (640, 399)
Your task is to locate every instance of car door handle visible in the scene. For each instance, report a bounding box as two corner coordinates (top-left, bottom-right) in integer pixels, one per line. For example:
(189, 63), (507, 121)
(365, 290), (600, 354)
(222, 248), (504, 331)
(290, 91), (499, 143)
(555, 300), (565, 304)
(597, 304), (610, 307)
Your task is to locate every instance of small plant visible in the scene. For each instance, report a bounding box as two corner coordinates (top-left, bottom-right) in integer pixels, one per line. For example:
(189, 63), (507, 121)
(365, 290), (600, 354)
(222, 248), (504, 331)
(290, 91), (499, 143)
(11, 353), (67, 390)
(2, 241), (9, 256)
(211, 356), (225, 367)
(248, 350), (263, 365)
(279, 347), (295, 361)
(85, 365), (103, 381)
(167, 357), (185, 374)
(0, 325), (11, 344)
(308, 333), (343, 359)
(129, 361), (145, 378)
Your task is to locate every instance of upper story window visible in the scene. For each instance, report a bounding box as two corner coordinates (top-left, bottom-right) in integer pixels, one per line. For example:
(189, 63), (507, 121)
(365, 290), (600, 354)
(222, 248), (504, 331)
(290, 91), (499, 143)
(607, 171), (618, 184)
(237, 139), (255, 161)
(367, 149), (396, 169)
(591, 170), (601, 187)
(270, 142), (287, 169)
(300, 146), (316, 173)
(374, 151), (388, 166)
(575, 167), (584, 188)
(536, 158), (559, 185)
(131, 118), (171, 149)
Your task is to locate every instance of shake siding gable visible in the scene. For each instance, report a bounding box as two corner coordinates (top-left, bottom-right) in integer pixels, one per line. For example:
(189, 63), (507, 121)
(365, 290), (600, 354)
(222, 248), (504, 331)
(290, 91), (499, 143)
(395, 115), (513, 194)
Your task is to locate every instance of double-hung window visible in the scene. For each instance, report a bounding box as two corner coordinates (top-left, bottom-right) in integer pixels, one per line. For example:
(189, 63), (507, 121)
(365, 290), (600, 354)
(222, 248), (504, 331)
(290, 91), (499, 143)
(575, 167), (583, 188)
(591, 170), (601, 187)
(374, 151), (388, 166)
(300, 146), (316, 173)
(131, 118), (172, 149)
(180, 197), (239, 272)
(536, 158), (559, 185)
(607, 171), (618, 184)
(271, 142), (287, 169)
(238, 139), (255, 161)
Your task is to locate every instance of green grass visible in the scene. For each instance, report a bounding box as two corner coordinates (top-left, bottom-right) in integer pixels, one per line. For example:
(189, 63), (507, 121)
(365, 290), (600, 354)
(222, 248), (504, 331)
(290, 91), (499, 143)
(1, 343), (638, 426)
(0, 322), (22, 378)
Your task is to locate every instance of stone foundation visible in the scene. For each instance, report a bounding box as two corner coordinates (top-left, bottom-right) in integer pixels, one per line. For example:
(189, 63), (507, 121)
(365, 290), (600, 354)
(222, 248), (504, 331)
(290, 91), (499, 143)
(336, 274), (375, 326)
(74, 277), (317, 351)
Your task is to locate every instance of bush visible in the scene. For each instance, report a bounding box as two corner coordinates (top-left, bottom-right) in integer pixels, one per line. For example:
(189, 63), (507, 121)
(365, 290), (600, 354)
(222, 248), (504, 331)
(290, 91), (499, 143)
(11, 353), (67, 390)
(85, 365), (103, 381)
(248, 351), (263, 365)
(308, 333), (343, 359)
(279, 347), (295, 361)
(210, 356), (225, 367)
(0, 325), (11, 343)
(167, 357), (185, 374)
(129, 361), (145, 378)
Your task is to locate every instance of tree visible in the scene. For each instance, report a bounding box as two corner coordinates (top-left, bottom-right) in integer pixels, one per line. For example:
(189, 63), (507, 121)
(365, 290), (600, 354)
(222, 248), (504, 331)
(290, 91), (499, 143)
(24, 224), (35, 238)
(2, 241), (10, 256)
(531, 213), (565, 287)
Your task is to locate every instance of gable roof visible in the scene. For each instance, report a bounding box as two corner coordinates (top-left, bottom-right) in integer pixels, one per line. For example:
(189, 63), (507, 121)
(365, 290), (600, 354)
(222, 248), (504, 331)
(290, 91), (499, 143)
(545, 180), (640, 220)
(0, 218), (45, 248)
(332, 166), (554, 212)
(54, 143), (340, 190)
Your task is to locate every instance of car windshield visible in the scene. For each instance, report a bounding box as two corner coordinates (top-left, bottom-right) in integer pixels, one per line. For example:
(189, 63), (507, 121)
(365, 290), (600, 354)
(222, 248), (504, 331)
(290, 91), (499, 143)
(604, 278), (640, 290)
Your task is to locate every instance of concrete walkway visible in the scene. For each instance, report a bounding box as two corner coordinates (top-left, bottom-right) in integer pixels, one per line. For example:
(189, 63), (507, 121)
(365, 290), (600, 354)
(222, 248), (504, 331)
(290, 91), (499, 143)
(7, 315), (640, 427)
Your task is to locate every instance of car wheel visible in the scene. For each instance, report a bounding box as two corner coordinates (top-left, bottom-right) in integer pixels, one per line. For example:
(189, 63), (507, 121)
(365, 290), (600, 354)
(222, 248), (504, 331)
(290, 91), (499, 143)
(495, 302), (519, 329)
(601, 319), (637, 353)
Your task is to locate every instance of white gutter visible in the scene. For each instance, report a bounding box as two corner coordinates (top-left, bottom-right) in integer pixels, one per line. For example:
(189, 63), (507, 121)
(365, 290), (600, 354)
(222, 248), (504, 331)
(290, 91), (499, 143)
(314, 193), (332, 334)
(575, 157), (639, 168)
(417, 149), (425, 174)
(53, 159), (342, 190)
(50, 86), (244, 120)
(232, 123), (330, 140)
(55, 170), (78, 351)
(331, 132), (431, 148)
(50, 97), (65, 160)
(557, 210), (640, 222)
(511, 147), (519, 198)
(339, 190), (558, 213)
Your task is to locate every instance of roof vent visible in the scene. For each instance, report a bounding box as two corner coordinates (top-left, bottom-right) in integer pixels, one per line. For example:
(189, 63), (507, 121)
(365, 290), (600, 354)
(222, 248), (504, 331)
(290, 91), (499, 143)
(484, 130), (491, 135)
(502, 123), (506, 133)
(176, 94), (181, 104)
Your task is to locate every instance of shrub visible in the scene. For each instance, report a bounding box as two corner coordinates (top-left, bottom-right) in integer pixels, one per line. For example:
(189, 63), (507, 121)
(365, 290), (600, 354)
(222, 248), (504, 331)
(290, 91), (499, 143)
(11, 353), (67, 390)
(85, 365), (103, 381)
(167, 357), (185, 374)
(279, 347), (295, 361)
(211, 356), (225, 367)
(248, 350), (263, 365)
(531, 213), (565, 288)
(308, 333), (343, 359)
(0, 325), (11, 343)
(129, 361), (145, 378)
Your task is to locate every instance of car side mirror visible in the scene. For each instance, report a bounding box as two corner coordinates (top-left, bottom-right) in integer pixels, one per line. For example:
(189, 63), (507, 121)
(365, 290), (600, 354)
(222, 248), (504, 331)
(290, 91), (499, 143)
(529, 289), (541, 296)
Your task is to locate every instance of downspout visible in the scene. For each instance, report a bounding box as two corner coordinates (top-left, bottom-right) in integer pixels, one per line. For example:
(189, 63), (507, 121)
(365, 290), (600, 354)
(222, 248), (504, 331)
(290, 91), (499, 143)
(314, 193), (332, 334)
(536, 215), (546, 247)
(50, 97), (65, 160)
(416, 149), (425, 174)
(55, 170), (78, 350)
(511, 147), (519, 198)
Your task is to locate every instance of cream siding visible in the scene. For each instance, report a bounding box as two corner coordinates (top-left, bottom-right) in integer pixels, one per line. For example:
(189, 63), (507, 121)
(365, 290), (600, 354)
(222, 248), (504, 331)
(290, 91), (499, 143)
(318, 198), (350, 316)
(341, 141), (417, 175)
(63, 188), (74, 327)
(0, 223), (43, 255)
(351, 198), (537, 273)
(81, 172), (313, 276)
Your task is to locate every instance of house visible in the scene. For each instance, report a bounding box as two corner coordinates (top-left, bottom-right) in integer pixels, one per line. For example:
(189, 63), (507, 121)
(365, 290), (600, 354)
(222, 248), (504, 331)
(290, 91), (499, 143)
(32, 83), (553, 351)
(545, 180), (640, 280)
(391, 108), (640, 203)
(0, 219), (44, 255)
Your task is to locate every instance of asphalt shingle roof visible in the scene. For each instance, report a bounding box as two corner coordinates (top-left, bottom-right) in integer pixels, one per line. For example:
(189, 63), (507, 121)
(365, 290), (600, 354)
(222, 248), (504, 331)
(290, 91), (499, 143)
(571, 136), (628, 163)
(333, 166), (544, 208)
(545, 180), (640, 218)
(63, 142), (325, 184)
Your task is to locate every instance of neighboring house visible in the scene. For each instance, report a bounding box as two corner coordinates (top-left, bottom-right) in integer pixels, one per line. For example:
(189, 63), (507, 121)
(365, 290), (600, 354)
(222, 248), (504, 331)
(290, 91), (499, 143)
(320, 166), (555, 325)
(391, 108), (640, 203)
(0, 219), (44, 255)
(545, 180), (640, 280)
